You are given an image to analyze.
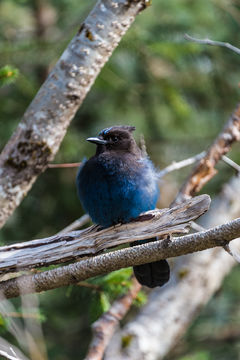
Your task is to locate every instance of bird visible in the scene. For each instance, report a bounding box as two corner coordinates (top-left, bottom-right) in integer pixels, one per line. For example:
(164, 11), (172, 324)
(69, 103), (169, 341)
(76, 125), (170, 288)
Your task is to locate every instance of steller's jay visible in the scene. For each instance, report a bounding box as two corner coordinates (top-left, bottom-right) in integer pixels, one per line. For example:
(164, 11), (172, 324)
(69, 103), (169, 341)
(76, 125), (170, 288)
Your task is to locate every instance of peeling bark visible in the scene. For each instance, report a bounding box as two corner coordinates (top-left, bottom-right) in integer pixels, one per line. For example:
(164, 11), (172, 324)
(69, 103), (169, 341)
(0, 213), (240, 299)
(0, 195), (210, 274)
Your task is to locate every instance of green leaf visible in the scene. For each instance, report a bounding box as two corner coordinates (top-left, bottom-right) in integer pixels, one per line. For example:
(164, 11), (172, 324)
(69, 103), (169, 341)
(0, 314), (7, 327)
(90, 268), (133, 300)
(0, 65), (19, 87)
(133, 290), (147, 307)
(99, 292), (111, 313)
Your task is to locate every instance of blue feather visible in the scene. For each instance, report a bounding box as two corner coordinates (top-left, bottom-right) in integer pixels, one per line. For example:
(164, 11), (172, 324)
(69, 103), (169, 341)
(76, 126), (169, 287)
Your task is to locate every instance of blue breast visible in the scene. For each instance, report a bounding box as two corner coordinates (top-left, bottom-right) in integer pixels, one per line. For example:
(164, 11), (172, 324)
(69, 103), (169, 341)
(76, 154), (159, 228)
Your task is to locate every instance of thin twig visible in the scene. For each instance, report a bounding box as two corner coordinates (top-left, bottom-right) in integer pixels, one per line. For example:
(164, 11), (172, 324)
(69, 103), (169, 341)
(47, 162), (82, 168)
(184, 34), (240, 55)
(157, 152), (206, 178)
(2, 312), (41, 320)
(47, 151), (206, 177)
(77, 282), (102, 291)
(190, 221), (205, 232)
(222, 155), (240, 174)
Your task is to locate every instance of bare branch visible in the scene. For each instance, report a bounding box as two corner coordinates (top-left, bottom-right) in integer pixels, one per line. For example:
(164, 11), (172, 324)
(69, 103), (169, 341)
(184, 33), (240, 55)
(222, 155), (240, 174)
(47, 162), (81, 168)
(157, 151), (206, 178)
(0, 0), (149, 229)
(1, 213), (240, 299)
(0, 195), (210, 275)
(3, 313), (41, 320)
(48, 151), (206, 175)
(84, 278), (141, 360)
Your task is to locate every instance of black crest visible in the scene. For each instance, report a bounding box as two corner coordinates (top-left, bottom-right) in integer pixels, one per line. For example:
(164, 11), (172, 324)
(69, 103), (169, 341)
(99, 125), (135, 137)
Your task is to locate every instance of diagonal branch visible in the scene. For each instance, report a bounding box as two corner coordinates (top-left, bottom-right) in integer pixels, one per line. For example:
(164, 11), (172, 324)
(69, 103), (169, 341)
(0, 0), (149, 229)
(157, 151), (206, 178)
(184, 34), (240, 55)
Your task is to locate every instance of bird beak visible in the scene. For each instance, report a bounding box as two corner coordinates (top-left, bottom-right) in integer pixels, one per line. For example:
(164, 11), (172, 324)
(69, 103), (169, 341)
(86, 137), (108, 145)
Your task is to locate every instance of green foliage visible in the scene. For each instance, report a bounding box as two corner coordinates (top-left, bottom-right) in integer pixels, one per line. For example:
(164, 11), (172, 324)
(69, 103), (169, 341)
(0, 65), (19, 87)
(80, 268), (146, 322)
(91, 268), (132, 295)
(88, 268), (134, 321)
(133, 289), (147, 307)
(0, 313), (8, 334)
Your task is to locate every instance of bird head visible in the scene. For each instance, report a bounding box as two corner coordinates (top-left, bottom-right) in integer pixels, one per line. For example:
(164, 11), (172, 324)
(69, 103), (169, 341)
(86, 126), (140, 155)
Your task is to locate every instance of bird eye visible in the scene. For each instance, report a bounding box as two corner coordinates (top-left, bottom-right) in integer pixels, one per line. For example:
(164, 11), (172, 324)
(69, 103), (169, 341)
(111, 136), (118, 142)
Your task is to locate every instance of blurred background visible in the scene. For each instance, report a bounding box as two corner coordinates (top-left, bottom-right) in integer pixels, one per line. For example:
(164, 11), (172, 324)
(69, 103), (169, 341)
(0, 0), (240, 359)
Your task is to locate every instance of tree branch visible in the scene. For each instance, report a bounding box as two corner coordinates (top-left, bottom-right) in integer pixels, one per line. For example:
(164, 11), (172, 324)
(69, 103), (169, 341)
(0, 0), (149, 229)
(157, 151), (206, 178)
(1, 214), (240, 299)
(47, 151), (205, 174)
(0, 195), (210, 275)
(47, 162), (82, 169)
(222, 155), (240, 174)
(184, 33), (240, 55)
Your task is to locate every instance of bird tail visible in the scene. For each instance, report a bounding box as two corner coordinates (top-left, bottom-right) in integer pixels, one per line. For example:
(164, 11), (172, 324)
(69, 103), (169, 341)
(131, 239), (170, 288)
